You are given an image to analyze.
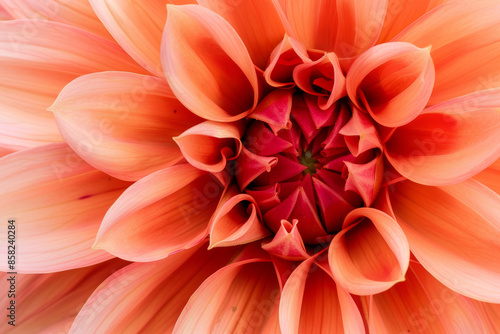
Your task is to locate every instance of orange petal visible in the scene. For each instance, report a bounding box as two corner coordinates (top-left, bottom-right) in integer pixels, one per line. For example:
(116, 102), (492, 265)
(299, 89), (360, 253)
(173, 259), (280, 333)
(0, 20), (145, 151)
(385, 89), (500, 186)
(329, 207), (409, 295)
(279, 256), (365, 334)
(472, 300), (500, 334)
(161, 4), (259, 122)
(262, 219), (309, 261)
(51, 71), (201, 181)
(393, 0), (500, 105)
(474, 158), (500, 195)
(366, 261), (486, 333)
(346, 42), (435, 127)
(94, 164), (222, 262)
(391, 180), (500, 303)
(2, 0), (113, 39)
(198, 0), (285, 69)
(0, 259), (128, 333)
(174, 121), (243, 173)
(0, 144), (131, 273)
(248, 89), (293, 134)
(70, 242), (240, 333)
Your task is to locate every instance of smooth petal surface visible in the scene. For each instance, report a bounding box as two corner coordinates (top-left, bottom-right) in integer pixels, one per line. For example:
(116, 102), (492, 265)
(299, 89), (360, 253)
(329, 208), (409, 295)
(1, 0), (113, 39)
(472, 300), (500, 334)
(70, 243), (239, 334)
(393, 0), (500, 105)
(198, 0), (285, 69)
(0, 144), (130, 273)
(391, 180), (500, 303)
(94, 164), (222, 262)
(346, 42), (435, 127)
(174, 259), (280, 333)
(51, 71), (201, 181)
(0, 20), (145, 151)
(161, 4), (259, 122)
(0, 259), (128, 334)
(385, 89), (500, 185)
(474, 158), (500, 195)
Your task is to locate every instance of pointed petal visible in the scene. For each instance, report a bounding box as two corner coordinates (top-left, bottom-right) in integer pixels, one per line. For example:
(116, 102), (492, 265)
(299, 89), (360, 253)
(94, 164), (222, 262)
(198, 0), (285, 69)
(474, 158), (500, 195)
(235, 146), (278, 189)
(248, 89), (293, 134)
(0, 144), (131, 273)
(174, 121), (243, 173)
(346, 42), (435, 127)
(51, 71), (201, 181)
(393, 0), (500, 104)
(0, 20), (145, 151)
(262, 219), (309, 261)
(343, 152), (384, 206)
(161, 4), (259, 122)
(329, 207), (409, 295)
(385, 89), (500, 185)
(173, 259), (280, 333)
(339, 107), (382, 157)
(391, 180), (500, 303)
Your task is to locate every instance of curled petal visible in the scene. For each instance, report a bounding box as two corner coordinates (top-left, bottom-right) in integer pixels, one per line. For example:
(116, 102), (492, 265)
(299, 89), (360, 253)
(385, 89), (500, 186)
(248, 89), (292, 134)
(391, 180), (500, 303)
(343, 152), (384, 206)
(94, 164), (223, 262)
(51, 71), (201, 181)
(339, 106), (382, 157)
(329, 207), (410, 295)
(235, 146), (278, 189)
(174, 121), (243, 173)
(347, 42), (435, 127)
(0, 144), (131, 273)
(244, 121), (293, 157)
(161, 4), (259, 122)
(262, 219), (309, 261)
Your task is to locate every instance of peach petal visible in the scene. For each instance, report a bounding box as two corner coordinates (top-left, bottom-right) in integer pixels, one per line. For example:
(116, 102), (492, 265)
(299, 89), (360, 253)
(0, 143), (131, 273)
(70, 243), (241, 334)
(329, 207), (409, 295)
(51, 71), (201, 181)
(391, 180), (500, 303)
(393, 0), (500, 105)
(343, 152), (384, 206)
(198, 0), (285, 69)
(472, 300), (500, 334)
(262, 219), (309, 261)
(339, 106), (382, 157)
(173, 259), (280, 333)
(244, 121), (293, 157)
(474, 158), (500, 195)
(2, 0), (113, 39)
(385, 89), (500, 186)
(94, 164), (223, 262)
(346, 42), (435, 127)
(248, 89), (293, 134)
(0, 3), (12, 20)
(161, 4), (259, 122)
(0, 20), (145, 151)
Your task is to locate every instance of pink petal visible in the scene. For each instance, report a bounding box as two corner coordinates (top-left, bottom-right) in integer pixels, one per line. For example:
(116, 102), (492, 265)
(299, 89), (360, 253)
(51, 71), (201, 181)
(0, 144), (131, 273)
(262, 219), (309, 261)
(385, 89), (500, 186)
(174, 121), (243, 173)
(329, 207), (409, 295)
(393, 0), (500, 105)
(0, 3), (12, 20)
(391, 180), (500, 303)
(346, 42), (435, 127)
(235, 146), (278, 189)
(198, 0), (285, 69)
(161, 4), (259, 122)
(173, 259), (280, 333)
(248, 89), (293, 134)
(94, 164), (222, 262)
(0, 20), (145, 151)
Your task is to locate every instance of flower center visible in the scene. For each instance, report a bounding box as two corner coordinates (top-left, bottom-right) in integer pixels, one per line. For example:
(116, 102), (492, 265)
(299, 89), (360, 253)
(299, 150), (318, 175)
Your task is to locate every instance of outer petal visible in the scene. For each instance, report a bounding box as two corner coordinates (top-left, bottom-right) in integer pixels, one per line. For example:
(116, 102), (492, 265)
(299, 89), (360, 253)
(0, 144), (131, 273)
(198, 0), (285, 69)
(1, 0), (112, 39)
(0, 20), (145, 151)
(474, 158), (500, 195)
(366, 261), (486, 333)
(161, 4), (259, 122)
(94, 164), (222, 262)
(329, 208), (409, 295)
(0, 3), (11, 20)
(70, 243), (239, 334)
(472, 300), (500, 334)
(385, 89), (500, 185)
(391, 180), (500, 303)
(0, 259), (128, 333)
(393, 0), (500, 105)
(173, 259), (280, 333)
(51, 71), (200, 181)
(346, 42), (435, 127)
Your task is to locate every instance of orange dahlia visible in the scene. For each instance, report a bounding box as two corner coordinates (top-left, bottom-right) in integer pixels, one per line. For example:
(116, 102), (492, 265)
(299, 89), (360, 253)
(1, 0), (500, 332)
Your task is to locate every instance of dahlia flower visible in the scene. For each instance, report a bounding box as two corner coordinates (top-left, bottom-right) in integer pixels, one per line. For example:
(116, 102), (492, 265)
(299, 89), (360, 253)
(1, 0), (500, 332)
